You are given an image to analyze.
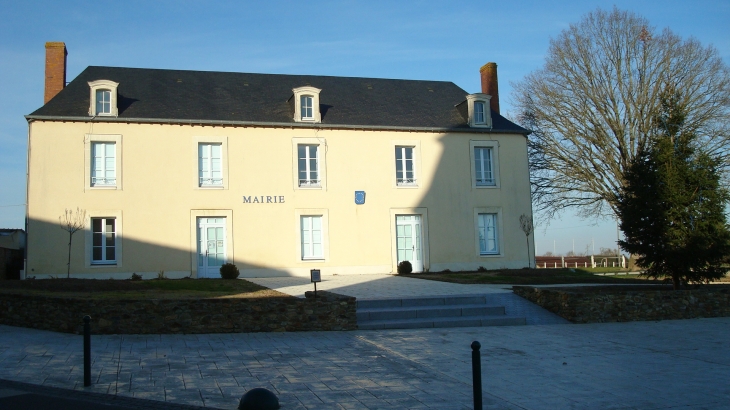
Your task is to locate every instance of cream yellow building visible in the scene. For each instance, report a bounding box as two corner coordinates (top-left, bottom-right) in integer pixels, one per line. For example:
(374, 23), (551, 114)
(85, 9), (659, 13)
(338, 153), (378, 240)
(25, 42), (533, 279)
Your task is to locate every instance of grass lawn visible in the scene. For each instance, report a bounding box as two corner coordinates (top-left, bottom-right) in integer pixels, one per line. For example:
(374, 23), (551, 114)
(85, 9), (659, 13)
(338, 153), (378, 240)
(402, 268), (666, 285)
(0, 278), (289, 300)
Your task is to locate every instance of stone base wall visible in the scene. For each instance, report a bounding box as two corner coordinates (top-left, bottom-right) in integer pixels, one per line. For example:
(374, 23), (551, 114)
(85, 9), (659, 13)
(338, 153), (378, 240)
(513, 285), (730, 323)
(0, 291), (356, 334)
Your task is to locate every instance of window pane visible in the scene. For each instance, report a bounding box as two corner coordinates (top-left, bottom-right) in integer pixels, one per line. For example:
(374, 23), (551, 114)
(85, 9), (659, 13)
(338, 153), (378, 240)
(478, 214), (498, 254)
(475, 102), (485, 123)
(298, 161), (307, 181)
(93, 247), (102, 261)
(309, 158), (317, 174)
(395, 147), (402, 160)
(106, 246), (115, 261)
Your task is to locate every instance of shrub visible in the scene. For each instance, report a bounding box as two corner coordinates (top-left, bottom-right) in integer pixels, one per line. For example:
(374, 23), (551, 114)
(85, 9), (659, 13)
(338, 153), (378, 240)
(220, 263), (240, 279)
(477, 266), (488, 273)
(397, 260), (413, 274)
(156, 270), (167, 280)
(130, 272), (143, 281)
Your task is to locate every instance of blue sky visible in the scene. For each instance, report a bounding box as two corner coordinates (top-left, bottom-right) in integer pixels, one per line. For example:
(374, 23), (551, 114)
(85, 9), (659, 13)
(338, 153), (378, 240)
(1, 0), (728, 256)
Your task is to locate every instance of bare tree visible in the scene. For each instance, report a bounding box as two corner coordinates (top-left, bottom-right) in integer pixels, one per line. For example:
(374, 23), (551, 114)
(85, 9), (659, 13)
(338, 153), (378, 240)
(513, 7), (730, 219)
(519, 214), (534, 268)
(59, 208), (86, 278)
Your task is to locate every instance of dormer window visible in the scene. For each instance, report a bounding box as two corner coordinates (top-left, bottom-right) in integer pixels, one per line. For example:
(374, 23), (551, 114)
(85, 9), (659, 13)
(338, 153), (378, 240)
(292, 86), (322, 123)
(474, 101), (486, 125)
(466, 94), (492, 128)
(96, 90), (112, 115)
(301, 95), (314, 120)
(88, 79), (119, 117)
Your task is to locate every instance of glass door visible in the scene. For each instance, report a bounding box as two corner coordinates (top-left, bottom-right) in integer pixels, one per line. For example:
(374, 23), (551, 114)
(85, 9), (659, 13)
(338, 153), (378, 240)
(197, 217), (226, 278)
(396, 215), (423, 272)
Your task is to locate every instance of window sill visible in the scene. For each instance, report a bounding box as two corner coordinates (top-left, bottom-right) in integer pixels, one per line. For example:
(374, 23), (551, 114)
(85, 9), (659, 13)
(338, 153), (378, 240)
(301, 258), (325, 262)
(475, 184), (498, 189)
(478, 253), (502, 258)
(90, 262), (117, 267)
(89, 185), (118, 190)
(198, 185), (225, 190)
(395, 184), (419, 189)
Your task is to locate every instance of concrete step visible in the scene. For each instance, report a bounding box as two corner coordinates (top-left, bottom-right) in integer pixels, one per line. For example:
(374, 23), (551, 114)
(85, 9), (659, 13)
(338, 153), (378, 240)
(356, 294), (526, 330)
(357, 294), (489, 309)
(357, 304), (505, 322)
(358, 316), (527, 330)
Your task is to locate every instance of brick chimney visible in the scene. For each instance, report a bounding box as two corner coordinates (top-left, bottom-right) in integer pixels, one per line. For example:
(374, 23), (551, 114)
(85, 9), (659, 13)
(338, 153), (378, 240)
(44, 42), (67, 104)
(480, 62), (499, 115)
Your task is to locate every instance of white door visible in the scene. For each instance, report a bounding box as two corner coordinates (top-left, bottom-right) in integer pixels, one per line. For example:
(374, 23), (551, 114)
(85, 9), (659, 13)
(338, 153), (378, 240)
(396, 215), (423, 272)
(197, 217), (226, 278)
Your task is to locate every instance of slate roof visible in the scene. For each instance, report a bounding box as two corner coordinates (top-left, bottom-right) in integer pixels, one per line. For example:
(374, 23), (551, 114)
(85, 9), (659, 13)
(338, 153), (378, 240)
(29, 66), (527, 134)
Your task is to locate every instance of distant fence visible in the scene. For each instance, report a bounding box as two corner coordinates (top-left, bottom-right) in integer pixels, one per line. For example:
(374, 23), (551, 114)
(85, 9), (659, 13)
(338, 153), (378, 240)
(535, 255), (626, 269)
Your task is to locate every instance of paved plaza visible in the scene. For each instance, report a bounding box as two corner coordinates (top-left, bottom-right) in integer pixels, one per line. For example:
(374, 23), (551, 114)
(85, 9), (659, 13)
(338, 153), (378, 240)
(1, 274), (729, 409)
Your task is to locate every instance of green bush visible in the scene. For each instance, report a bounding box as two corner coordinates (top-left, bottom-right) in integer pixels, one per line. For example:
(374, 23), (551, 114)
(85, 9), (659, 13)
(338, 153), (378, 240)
(219, 263), (240, 280)
(397, 260), (413, 274)
(130, 272), (143, 281)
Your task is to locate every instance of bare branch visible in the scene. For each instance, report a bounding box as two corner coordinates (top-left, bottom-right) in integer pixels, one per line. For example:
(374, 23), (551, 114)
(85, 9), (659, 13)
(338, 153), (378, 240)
(59, 207), (86, 278)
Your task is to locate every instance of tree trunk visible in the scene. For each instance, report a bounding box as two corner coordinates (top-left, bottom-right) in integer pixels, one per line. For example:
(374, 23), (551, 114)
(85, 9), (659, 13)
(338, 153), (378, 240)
(67, 232), (72, 279)
(672, 275), (680, 290)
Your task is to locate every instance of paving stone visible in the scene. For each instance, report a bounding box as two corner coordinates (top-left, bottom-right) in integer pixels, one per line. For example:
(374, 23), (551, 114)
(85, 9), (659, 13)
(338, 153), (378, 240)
(1, 275), (730, 409)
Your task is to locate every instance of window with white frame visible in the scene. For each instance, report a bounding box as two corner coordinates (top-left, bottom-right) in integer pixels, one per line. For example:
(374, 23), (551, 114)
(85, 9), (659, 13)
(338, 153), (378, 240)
(466, 94), (491, 128)
(96, 90), (111, 115)
(474, 101), (486, 125)
(477, 213), (499, 255)
(298, 144), (320, 187)
(88, 79), (119, 117)
(198, 143), (222, 186)
(395, 146), (416, 186)
(91, 142), (116, 186)
(300, 215), (323, 259)
(300, 95), (314, 121)
(92, 217), (116, 264)
(292, 86), (322, 123)
(474, 147), (495, 186)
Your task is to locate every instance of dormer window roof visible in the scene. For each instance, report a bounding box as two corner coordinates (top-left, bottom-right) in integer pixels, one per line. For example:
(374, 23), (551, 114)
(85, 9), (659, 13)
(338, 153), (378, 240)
(466, 94), (492, 128)
(292, 86), (322, 123)
(88, 79), (119, 117)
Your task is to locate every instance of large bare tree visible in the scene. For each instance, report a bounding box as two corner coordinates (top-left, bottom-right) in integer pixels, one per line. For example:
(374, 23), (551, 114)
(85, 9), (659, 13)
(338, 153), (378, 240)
(514, 7), (730, 219)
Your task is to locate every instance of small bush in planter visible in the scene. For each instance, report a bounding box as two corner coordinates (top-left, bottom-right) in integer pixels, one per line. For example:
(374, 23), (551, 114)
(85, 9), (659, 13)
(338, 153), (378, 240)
(219, 263), (240, 279)
(397, 260), (413, 274)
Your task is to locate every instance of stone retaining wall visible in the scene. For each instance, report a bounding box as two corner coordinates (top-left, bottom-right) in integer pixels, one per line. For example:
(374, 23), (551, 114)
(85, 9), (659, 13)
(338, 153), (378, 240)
(0, 290), (357, 334)
(513, 285), (730, 323)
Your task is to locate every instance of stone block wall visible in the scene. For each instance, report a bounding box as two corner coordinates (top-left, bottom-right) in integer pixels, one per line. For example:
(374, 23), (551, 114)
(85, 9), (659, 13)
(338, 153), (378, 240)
(513, 285), (730, 323)
(0, 290), (356, 334)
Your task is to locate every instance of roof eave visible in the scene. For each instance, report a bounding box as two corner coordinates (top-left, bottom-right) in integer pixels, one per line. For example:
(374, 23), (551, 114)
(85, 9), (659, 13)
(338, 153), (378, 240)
(24, 115), (530, 135)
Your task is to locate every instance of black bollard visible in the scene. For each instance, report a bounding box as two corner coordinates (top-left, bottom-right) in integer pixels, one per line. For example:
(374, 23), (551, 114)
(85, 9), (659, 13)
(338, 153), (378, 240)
(83, 315), (91, 387)
(471, 341), (482, 410)
(239, 387), (280, 410)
